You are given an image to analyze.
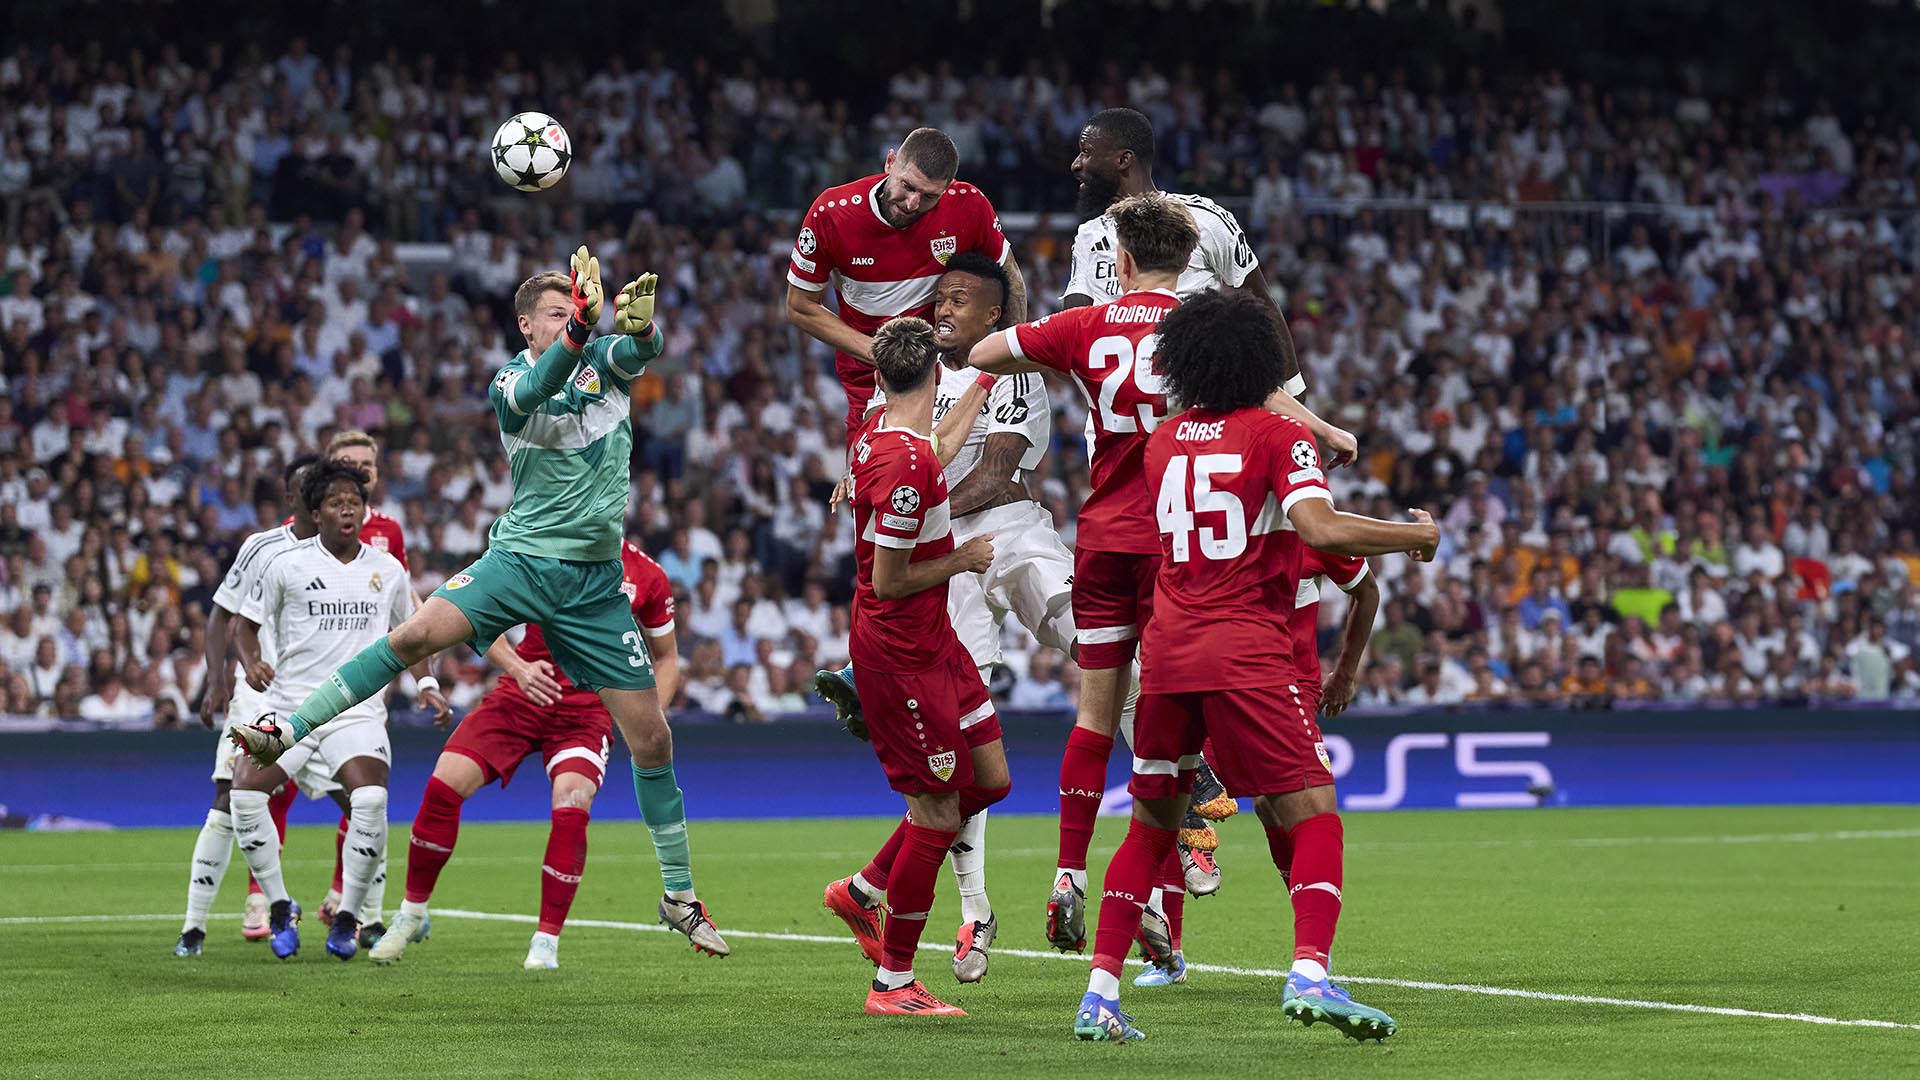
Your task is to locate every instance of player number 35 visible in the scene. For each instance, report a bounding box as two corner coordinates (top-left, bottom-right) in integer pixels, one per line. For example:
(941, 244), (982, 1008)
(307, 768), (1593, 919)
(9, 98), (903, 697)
(1156, 453), (1246, 563)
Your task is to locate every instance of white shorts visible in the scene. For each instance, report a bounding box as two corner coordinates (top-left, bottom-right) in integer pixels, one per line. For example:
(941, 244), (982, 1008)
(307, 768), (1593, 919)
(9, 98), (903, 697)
(272, 706), (390, 794)
(948, 500), (1077, 668)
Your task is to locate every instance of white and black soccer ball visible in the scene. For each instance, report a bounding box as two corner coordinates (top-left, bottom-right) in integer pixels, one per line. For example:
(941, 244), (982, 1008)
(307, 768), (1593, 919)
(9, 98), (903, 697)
(490, 112), (571, 192)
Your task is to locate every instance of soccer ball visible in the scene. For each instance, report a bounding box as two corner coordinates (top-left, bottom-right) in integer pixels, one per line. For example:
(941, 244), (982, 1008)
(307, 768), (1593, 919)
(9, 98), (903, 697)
(490, 112), (571, 192)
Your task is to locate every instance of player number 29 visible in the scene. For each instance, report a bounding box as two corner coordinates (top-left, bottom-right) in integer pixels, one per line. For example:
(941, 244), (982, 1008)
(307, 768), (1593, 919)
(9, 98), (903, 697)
(1155, 453), (1247, 563)
(1087, 333), (1168, 433)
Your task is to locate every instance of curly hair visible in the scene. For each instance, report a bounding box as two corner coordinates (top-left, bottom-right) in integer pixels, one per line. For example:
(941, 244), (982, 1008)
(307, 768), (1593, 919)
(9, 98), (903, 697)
(301, 458), (370, 515)
(1153, 290), (1288, 412)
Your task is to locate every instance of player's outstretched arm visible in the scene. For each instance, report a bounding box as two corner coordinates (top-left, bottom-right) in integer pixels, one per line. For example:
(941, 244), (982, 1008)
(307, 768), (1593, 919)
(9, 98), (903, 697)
(932, 375), (996, 467)
(1288, 499), (1439, 561)
(1321, 572), (1380, 719)
(870, 535), (994, 600)
(785, 282), (876, 363)
(1265, 389), (1357, 468)
(605, 272), (666, 384)
(513, 246), (605, 410)
(967, 328), (1041, 376)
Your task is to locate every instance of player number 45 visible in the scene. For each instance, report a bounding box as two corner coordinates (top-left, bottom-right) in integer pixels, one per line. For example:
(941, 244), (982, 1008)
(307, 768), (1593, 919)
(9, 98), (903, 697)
(1087, 333), (1169, 434)
(1155, 453), (1246, 563)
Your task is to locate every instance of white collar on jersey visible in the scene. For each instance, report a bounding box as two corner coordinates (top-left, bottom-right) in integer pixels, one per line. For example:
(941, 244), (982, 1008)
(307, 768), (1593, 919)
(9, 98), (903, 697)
(867, 178), (890, 228)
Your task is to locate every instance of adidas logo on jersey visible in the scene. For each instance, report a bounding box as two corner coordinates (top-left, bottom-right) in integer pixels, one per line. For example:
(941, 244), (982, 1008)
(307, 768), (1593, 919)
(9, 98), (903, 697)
(305, 578), (328, 591)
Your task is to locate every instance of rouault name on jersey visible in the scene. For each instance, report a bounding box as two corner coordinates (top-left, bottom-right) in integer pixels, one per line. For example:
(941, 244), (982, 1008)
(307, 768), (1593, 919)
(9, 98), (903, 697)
(1105, 303), (1168, 324)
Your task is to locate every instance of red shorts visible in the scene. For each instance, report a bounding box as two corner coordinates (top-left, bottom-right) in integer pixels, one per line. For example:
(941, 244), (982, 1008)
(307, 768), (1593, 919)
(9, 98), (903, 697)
(1073, 548), (1161, 669)
(856, 645), (1000, 794)
(1130, 684), (1329, 800)
(445, 683), (614, 789)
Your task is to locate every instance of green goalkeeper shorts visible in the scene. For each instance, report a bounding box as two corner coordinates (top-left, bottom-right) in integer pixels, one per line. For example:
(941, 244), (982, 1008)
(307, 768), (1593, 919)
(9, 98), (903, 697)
(432, 547), (655, 693)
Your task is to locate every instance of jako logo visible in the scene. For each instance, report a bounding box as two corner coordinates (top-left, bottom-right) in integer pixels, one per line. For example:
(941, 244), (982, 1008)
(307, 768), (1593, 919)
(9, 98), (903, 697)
(1059, 787), (1102, 798)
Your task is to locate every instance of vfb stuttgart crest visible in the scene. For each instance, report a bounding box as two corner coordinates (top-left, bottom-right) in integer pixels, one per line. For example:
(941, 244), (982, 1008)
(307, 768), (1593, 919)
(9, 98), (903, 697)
(926, 750), (957, 782)
(890, 484), (921, 514)
(1291, 439), (1319, 470)
(930, 235), (957, 265)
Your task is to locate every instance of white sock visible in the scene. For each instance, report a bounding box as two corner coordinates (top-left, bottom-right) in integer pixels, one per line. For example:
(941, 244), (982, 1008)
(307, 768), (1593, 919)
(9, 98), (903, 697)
(1116, 662), (1140, 751)
(400, 899), (429, 920)
(1088, 968), (1121, 999)
(339, 786), (389, 920)
(183, 809), (234, 932)
(230, 790), (288, 904)
(1053, 866), (1088, 896)
(1291, 958), (1328, 982)
(875, 965), (915, 990)
(359, 851), (387, 925)
(850, 871), (883, 907)
(665, 888), (697, 904)
(531, 930), (558, 947)
(951, 809), (992, 924)
(1144, 885), (1165, 917)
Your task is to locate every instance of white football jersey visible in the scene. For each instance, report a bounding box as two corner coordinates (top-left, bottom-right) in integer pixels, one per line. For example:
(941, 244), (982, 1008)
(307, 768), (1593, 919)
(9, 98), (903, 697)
(1063, 191), (1257, 305)
(932, 365), (1050, 488)
(241, 538), (414, 715)
(213, 524), (302, 672)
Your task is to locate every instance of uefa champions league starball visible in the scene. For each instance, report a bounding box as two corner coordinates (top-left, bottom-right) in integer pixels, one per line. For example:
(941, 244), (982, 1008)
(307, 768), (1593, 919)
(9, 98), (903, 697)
(490, 111), (571, 191)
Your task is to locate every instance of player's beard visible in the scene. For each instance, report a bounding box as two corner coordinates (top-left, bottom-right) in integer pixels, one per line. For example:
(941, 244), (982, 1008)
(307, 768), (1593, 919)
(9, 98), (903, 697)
(1075, 172), (1122, 218)
(878, 189), (927, 229)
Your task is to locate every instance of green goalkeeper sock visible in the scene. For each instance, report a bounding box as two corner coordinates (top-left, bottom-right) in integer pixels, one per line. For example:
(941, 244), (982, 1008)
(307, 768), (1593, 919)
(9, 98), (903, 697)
(632, 761), (694, 896)
(287, 638), (407, 739)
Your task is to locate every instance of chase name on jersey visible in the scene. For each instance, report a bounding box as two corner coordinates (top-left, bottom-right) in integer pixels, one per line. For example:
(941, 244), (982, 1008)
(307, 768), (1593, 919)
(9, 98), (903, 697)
(1176, 418), (1227, 441)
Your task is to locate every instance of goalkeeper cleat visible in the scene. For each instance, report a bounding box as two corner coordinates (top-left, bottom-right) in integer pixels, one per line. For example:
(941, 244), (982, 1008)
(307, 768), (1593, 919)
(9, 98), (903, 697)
(1282, 972), (1397, 1042)
(1181, 842), (1222, 897)
(1134, 951), (1188, 987)
(325, 911), (360, 960)
(268, 900), (300, 959)
(659, 895), (731, 957)
(1189, 761), (1237, 821)
(814, 667), (866, 740)
(866, 980), (966, 1016)
(1045, 873), (1087, 952)
(952, 914), (996, 983)
(227, 713), (298, 766)
(1135, 905), (1175, 970)
(1074, 992), (1146, 1041)
(369, 910), (428, 964)
(524, 931), (560, 970)
(241, 892), (271, 941)
(823, 877), (885, 965)
(174, 928), (205, 957)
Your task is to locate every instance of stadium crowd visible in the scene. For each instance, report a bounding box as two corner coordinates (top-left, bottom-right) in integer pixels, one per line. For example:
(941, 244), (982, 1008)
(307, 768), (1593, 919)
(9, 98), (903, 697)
(1, 32), (1918, 726)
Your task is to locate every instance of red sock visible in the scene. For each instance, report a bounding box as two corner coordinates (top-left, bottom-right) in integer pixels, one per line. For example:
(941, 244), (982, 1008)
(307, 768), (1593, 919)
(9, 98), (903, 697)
(248, 784), (300, 895)
(1157, 845), (1185, 952)
(331, 814), (349, 894)
(1090, 819), (1176, 978)
(1057, 727), (1115, 871)
(538, 807), (590, 935)
(879, 822), (957, 973)
(1288, 813), (1344, 966)
(1265, 822), (1294, 886)
(859, 818), (910, 892)
(404, 777), (465, 904)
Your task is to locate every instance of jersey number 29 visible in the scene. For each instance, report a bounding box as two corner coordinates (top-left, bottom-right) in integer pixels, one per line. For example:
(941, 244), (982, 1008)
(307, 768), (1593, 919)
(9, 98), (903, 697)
(1087, 333), (1168, 433)
(1155, 454), (1247, 563)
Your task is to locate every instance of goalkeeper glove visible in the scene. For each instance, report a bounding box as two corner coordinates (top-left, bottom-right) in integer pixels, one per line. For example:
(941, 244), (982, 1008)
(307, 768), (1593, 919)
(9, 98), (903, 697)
(564, 245), (602, 351)
(614, 272), (658, 336)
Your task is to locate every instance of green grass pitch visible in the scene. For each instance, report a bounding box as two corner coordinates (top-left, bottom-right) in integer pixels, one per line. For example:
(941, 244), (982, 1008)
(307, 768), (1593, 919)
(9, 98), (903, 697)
(4, 806), (1918, 1079)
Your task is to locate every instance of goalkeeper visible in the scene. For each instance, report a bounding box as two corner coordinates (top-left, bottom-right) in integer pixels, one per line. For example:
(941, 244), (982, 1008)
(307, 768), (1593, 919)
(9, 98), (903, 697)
(231, 249), (730, 956)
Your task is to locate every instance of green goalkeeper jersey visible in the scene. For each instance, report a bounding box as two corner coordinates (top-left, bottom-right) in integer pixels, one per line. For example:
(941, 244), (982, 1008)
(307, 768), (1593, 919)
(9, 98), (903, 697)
(487, 327), (663, 562)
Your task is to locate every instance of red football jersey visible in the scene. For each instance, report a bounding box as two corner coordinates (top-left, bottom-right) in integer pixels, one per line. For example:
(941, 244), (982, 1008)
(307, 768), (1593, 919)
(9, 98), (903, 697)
(282, 507), (408, 569)
(848, 412), (964, 674)
(508, 541), (674, 706)
(1005, 289), (1178, 554)
(787, 174), (1009, 424)
(1139, 408), (1332, 693)
(1288, 547), (1369, 696)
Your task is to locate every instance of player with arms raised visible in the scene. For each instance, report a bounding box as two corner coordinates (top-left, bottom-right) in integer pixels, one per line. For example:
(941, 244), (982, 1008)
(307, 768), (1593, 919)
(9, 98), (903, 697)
(226, 460), (448, 959)
(969, 193), (1194, 954)
(822, 253), (1064, 984)
(372, 540), (688, 969)
(785, 127), (1029, 445)
(231, 250), (729, 957)
(1073, 291), (1438, 1043)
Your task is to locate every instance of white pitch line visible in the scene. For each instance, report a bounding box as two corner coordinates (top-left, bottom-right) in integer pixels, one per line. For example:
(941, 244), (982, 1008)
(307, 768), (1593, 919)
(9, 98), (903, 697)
(3, 907), (1917, 1032)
